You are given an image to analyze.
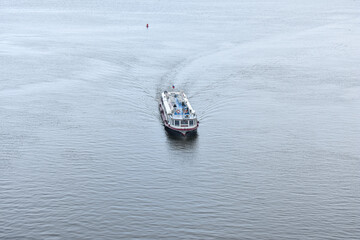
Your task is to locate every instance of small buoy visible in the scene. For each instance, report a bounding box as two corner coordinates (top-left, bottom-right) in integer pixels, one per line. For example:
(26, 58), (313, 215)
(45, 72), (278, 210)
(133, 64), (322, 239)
(146, 24), (149, 28)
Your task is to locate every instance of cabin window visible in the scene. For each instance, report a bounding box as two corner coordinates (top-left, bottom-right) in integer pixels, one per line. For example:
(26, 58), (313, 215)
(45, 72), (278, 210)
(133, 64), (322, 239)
(181, 120), (188, 125)
(175, 120), (179, 126)
(189, 120), (194, 126)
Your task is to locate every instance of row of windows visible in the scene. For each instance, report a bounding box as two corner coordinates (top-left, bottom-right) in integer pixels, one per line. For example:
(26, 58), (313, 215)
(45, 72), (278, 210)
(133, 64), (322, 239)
(173, 119), (195, 126)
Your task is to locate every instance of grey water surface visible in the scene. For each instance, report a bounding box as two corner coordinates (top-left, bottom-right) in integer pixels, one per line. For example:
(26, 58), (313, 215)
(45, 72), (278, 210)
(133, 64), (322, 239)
(1, 0), (360, 239)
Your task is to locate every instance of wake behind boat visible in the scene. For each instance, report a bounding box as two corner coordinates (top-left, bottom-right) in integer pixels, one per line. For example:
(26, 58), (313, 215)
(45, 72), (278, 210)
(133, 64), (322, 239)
(159, 91), (199, 136)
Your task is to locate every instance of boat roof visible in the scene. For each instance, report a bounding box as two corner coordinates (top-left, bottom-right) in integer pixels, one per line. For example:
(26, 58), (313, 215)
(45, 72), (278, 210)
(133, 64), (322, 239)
(162, 91), (196, 119)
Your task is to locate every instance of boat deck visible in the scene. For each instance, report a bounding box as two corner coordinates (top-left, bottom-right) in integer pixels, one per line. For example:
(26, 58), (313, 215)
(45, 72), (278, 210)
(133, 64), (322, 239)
(173, 97), (190, 118)
(160, 90), (199, 133)
(162, 91), (196, 120)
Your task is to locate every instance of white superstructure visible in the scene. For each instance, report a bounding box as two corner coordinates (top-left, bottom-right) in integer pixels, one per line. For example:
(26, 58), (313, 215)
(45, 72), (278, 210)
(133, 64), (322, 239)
(159, 91), (199, 135)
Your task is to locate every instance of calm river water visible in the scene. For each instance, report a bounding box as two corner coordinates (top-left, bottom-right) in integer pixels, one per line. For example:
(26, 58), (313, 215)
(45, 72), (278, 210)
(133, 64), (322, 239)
(1, 0), (360, 239)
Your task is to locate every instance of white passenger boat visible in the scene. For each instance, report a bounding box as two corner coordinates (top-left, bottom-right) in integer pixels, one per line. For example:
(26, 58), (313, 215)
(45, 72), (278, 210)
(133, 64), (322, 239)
(159, 91), (199, 136)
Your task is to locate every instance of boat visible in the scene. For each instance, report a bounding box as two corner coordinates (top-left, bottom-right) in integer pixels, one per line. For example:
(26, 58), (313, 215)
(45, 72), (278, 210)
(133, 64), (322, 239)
(159, 91), (199, 136)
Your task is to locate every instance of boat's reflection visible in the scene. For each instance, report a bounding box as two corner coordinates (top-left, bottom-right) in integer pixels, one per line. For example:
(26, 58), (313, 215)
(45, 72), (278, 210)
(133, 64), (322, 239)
(165, 131), (199, 152)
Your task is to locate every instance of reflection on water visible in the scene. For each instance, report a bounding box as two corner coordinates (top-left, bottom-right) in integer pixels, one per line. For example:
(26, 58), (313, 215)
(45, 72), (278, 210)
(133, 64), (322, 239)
(165, 131), (199, 163)
(165, 130), (198, 148)
(167, 131), (198, 140)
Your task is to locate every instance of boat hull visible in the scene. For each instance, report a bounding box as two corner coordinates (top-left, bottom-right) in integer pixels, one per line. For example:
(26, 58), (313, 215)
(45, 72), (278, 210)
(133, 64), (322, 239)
(164, 125), (197, 136)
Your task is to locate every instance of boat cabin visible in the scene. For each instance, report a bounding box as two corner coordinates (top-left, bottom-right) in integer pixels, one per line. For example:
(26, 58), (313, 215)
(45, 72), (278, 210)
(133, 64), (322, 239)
(161, 91), (198, 129)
